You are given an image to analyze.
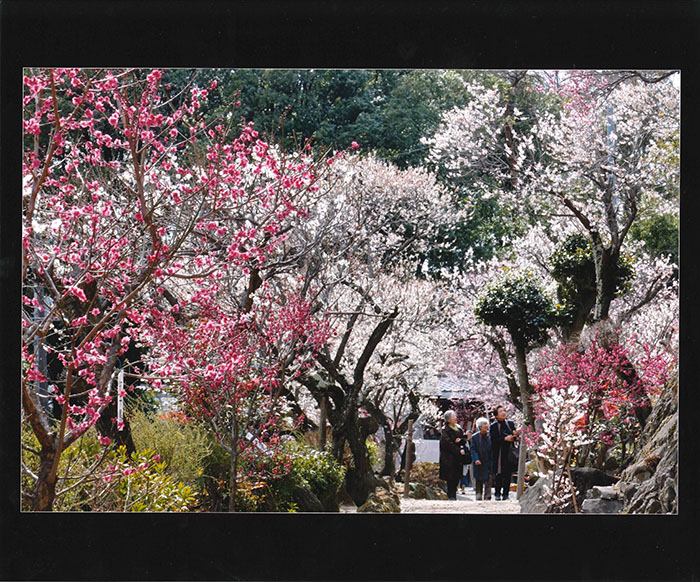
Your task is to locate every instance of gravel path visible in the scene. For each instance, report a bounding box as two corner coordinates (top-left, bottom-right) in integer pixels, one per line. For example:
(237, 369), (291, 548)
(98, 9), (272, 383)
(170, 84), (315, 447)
(341, 486), (521, 514)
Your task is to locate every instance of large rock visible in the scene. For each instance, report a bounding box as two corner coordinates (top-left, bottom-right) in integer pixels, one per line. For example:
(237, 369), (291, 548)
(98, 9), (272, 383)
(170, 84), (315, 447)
(581, 498), (623, 514)
(519, 473), (552, 513)
(318, 488), (340, 512)
(587, 485), (618, 500)
(569, 467), (618, 492)
(616, 376), (678, 514)
(409, 482), (429, 499)
(580, 485), (622, 514)
(292, 485), (325, 512)
(357, 488), (401, 513)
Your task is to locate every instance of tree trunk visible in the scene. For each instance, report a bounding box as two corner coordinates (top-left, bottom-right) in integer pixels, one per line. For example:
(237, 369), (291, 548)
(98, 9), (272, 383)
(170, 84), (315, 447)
(403, 419), (414, 498)
(96, 400), (136, 454)
(592, 244), (620, 322)
(380, 424), (396, 477)
(229, 421), (239, 513)
(332, 418), (376, 506)
(32, 445), (58, 511)
(594, 441), (610, 470)
(513, 339), (532, 499)
(513, 341), (533, 425)
(562, 287), (597, 344)
(319, 394), (327, 452)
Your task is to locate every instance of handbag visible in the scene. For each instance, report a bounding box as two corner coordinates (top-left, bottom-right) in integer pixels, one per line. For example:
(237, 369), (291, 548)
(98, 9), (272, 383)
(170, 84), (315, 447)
(461, 440), (472, 465)
(500, 420), (519, 467)
(508, 438), (520, 466)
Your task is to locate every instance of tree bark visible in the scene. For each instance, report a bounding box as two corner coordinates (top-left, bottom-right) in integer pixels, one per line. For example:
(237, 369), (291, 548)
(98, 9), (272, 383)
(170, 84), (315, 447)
(561, 287), (597, 344)
(380, 424), (398, 477)
(319, 394), (327, 452)
(229, 420), (239, 512)
(512, 337), (532, 499)
(32, 446), (58, 511)
(403, 419), (414, 498)
(512, 340), (533, 426)
(332, 417), (377, 506)
(591, 237), (621, 323)
(95, 400), (136, 454)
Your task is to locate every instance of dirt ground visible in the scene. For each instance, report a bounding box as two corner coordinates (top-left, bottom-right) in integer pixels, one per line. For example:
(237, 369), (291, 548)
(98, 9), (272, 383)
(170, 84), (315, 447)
(341, 485), (521, 514)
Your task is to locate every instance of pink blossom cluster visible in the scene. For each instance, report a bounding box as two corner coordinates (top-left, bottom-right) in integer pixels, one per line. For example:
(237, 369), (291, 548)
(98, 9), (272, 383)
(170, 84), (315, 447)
(22, 68), (337, 457)
(531, 331), (674, 447)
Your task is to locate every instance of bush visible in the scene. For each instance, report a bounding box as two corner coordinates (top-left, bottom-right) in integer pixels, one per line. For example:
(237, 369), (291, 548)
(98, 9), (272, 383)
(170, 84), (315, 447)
(129, 408), (212, 488)
(93, 446), (197, 512)
(366, 436), (380, 472)
(22, 420), (197, 512)
(238, 438), (346, 512)
(410, 462), (444, 490)
(550, 233), (635, 326)
(475, 269), (556, 348)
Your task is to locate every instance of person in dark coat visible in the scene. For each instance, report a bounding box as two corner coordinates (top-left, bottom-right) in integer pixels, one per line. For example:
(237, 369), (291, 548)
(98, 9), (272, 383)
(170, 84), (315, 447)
(470, 416), (493, 500)
(439, 410), (467, 500)
(489, 405), (520, 500)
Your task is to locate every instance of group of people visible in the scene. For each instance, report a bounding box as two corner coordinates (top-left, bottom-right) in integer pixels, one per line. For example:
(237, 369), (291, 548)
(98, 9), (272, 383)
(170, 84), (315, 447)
(439, 405), (520, 501)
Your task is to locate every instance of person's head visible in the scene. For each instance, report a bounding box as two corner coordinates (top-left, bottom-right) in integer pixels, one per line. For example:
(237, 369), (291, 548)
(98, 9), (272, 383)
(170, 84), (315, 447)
(475, 417), (489, 434)
(494, 405), (507, 421)
(444, 410), (457, 426)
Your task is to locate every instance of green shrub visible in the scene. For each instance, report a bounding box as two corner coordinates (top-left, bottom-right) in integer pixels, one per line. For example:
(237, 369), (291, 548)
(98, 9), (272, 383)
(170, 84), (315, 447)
(22, 419), (198, 512)
(475, 269), (556, 348)
(549, 232), (635, 327)
(239, 438), (347, 512)
(366, 437), (380, 472)
(129, 408), (212, 488)
(96, 446), (197, 512)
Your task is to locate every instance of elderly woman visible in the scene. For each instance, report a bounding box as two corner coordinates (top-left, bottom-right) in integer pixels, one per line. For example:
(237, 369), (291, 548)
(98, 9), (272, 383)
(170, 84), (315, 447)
(470, 417), (494, 500)
(439, 410), (467, 500)
(490, 405), (520, 501)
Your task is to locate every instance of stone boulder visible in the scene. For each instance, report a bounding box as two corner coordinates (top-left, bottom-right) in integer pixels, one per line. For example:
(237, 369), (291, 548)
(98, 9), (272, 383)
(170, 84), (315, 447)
(581, 497), (623, 514)
(569, 467), (618, 492)
(357, 487), (401, 513)
(581, 486), (623, 514)
(519, 473), (552, 513)
(292, 485), (325, 512)
(318, 488), (340, 512)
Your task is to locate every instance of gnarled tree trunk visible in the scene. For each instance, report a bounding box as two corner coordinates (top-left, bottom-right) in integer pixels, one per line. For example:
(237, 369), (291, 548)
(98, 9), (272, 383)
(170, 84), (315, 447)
(32, 446), (58, 511)
(332, 415), (378, 506)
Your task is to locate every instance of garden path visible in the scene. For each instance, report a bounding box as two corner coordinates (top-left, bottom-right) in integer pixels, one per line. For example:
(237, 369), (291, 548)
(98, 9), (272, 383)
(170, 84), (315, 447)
(340, 486), (520, 514)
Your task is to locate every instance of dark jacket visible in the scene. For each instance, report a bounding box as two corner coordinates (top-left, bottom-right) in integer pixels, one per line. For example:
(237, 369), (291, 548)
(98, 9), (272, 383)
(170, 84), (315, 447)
(490, 419), (516, 475)
(470, 431), (493, 482)
(439, 424), (465, 481)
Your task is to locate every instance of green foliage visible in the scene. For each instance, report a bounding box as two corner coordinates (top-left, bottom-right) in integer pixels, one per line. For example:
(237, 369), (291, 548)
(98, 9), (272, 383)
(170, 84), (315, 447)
(421, 198), (525, 276)
(106, 447), (197, 512)
(234, 480), (268, 512)
(129, 408), (212, 487)
(162, 68), (470, 168)
(475, 269), (556, 348)
(21, 420), (197, 512)
(366, 437), (380, 471)
(189, 431), (232, 512)
(629, 213), (679, 265)
(238, 439), (346, 512)
(549, 233), (635, 326)
(287, 440), (347, 500)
